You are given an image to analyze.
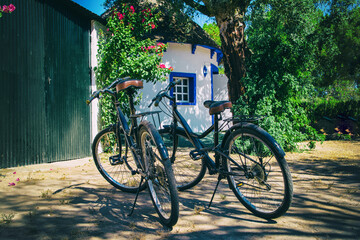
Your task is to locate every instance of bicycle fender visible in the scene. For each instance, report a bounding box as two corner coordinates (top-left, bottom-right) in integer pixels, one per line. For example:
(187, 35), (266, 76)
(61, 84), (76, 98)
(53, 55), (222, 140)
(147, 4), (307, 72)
(222, 122), (286, 158)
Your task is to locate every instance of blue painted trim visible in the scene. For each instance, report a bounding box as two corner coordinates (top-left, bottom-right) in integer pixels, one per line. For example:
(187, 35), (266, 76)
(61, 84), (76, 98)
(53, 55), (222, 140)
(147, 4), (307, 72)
(169, 72), (197, 106)
(191, 44), (197, 54)
(211, 63), (219, 74)
(210, 65), (217, 124)
(203, 66), (208, 77)
(210, 49), (215, 59)
(162, 41), (223, 63)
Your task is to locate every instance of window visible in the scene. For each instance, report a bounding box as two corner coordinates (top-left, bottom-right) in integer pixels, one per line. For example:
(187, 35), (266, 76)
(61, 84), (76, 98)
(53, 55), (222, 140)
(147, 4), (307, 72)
(170, 72), (196, 105)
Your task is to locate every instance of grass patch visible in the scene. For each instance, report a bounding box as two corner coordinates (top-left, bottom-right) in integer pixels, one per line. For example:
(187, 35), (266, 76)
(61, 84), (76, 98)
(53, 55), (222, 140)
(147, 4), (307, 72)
(40, 189), (53, 199)
(1, 213), (15, 224)
(194, 205), (205, 215)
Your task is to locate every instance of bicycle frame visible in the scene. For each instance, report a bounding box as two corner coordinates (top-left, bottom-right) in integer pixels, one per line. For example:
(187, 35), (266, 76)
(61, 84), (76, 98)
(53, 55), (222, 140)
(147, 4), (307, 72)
(164, 94), (248, 176)
(110, 90), (146, 176)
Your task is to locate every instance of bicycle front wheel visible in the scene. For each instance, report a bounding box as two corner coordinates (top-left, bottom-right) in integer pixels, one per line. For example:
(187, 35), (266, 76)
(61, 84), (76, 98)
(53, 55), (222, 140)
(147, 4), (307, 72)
(223, 124), (293, 219)
(139, 121), (179, 227)
(92, 125), (146, 193)
(159, 128), (206, 191)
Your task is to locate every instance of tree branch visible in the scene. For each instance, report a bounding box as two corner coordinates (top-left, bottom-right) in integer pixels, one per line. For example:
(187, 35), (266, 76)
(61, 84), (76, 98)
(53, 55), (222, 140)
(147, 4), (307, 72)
(182, 0), (212, 16)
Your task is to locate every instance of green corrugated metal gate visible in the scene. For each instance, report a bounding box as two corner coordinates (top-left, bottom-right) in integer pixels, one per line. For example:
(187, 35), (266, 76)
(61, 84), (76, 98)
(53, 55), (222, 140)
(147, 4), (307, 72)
(0, 0), (93, 168)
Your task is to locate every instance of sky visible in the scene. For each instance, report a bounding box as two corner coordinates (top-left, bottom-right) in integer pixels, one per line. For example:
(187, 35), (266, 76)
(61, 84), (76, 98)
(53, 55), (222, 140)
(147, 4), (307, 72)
(72, 0), (107, 16)
(71, 0), (212, 27)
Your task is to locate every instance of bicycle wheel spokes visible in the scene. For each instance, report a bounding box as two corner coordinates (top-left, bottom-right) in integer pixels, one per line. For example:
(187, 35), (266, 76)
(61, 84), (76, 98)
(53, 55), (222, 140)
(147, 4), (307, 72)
(142, 131), (173, 221)
(227, 132), (287, 217)
(160, 130), (206, 190)
(93, 128), (143, 192)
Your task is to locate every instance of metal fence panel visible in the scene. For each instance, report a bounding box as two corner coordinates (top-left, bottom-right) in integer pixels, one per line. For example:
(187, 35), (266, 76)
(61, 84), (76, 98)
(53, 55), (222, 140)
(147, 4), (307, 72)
(0, 0), (91, 168)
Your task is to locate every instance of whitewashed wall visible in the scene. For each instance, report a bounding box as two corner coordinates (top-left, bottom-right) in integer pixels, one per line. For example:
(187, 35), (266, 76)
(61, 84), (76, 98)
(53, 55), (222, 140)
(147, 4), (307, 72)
(90, 23), (230, 136)
(213, 74), (232, 121)
(139, 42), (229, 132)
(90, 20), (106, 141)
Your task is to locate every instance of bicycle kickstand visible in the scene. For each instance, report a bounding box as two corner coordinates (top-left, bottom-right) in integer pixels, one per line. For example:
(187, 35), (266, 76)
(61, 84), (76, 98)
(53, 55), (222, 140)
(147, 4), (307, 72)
(207, 174), (225, 209)
(128, 176), (144, 216)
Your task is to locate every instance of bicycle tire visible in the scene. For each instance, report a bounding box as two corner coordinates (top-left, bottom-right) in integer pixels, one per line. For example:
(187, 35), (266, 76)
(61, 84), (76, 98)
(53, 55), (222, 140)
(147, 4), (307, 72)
(92, 125), (146, 193)
(223, 123), (293, 219)
(139, 121), (179, 227)
(159, 128), (207, 191)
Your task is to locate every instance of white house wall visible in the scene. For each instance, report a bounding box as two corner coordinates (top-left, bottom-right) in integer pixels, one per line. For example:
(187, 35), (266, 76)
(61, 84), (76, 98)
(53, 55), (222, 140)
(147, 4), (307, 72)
(213, 74), (232, 121)
(139, 42), (227, 132)
(90, 20), (106, 141)
(90, 23), (230, 136)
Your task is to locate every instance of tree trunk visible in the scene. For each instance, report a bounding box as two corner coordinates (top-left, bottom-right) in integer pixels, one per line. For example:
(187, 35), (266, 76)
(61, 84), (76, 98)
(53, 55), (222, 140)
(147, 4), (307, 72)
(216, 14), (246, 104)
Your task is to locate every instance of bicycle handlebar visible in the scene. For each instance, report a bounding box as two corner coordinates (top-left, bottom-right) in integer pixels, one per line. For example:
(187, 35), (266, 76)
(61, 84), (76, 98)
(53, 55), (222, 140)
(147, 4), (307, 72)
(86, 77), (131, 105)
(148, 79), (181, 107)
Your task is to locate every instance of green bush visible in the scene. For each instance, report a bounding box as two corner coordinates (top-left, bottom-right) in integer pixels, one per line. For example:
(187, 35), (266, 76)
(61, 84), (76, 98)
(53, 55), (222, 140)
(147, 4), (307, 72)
(94, 4), (172, 128)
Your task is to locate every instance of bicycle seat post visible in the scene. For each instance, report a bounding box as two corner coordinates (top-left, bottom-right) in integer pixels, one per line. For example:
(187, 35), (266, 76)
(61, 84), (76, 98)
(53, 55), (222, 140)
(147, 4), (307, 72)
(127, 89), (138, 129)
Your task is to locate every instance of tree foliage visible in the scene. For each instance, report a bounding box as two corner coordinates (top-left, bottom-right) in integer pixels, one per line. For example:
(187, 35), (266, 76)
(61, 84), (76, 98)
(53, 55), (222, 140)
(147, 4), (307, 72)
(95, 3), (171, 127)
(203, 22), (221, 46)
(235, 0), (324, 151)
(314, 0), (360, 88)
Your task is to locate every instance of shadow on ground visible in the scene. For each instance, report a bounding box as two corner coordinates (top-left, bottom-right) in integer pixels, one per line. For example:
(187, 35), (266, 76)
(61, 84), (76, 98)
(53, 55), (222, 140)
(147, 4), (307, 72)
(0, 141), (359, 239)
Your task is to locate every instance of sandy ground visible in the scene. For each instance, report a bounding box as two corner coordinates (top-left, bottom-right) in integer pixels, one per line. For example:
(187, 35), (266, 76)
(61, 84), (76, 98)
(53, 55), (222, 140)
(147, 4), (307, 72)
(0, 141), (359, 240)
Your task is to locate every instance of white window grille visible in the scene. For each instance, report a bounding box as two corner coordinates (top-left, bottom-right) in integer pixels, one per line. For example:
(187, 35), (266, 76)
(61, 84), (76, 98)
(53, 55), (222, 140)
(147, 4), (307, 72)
(173, 77), (190, 103)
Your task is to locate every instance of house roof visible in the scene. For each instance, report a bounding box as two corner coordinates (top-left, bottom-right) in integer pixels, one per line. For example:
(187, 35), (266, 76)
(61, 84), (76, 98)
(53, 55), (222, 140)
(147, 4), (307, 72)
(100, 1), (220, 50)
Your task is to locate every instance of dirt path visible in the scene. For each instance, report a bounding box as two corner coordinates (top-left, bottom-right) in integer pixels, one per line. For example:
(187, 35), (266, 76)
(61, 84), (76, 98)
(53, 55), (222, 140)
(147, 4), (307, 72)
(0, 141), (359, 240)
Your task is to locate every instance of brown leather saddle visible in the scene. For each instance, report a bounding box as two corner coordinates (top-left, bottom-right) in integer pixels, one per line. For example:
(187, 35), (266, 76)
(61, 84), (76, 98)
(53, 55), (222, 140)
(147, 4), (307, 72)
(203, 100), (232, 115)
(116, 79), (143, 92)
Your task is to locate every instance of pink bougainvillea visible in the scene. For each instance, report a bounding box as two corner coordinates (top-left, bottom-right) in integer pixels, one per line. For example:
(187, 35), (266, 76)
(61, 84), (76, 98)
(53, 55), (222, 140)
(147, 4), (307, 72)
(130, 6), (135, 13)
(117, 13), (124, 20)
(0, 4), (15, 17)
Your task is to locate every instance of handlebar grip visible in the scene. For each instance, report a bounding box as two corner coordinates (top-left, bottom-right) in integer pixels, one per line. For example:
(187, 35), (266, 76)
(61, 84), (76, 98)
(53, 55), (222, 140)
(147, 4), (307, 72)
(86, 91), (100, 105)
(174, 79), (181, 85)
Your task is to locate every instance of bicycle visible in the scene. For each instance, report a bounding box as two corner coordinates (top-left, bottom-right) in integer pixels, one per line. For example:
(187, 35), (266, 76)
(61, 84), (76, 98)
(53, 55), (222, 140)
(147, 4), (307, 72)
(149, 80), (293, 219)
(87, 78), (179, 227)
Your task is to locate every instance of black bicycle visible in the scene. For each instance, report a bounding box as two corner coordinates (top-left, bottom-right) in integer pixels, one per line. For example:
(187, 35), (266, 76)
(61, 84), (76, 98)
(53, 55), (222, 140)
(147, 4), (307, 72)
(150, 80), (293, 219)
(87, 78), (179, 227)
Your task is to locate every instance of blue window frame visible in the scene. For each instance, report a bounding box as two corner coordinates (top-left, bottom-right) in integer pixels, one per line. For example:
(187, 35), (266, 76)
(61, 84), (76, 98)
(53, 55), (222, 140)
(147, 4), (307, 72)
(170, 72), (196, 105)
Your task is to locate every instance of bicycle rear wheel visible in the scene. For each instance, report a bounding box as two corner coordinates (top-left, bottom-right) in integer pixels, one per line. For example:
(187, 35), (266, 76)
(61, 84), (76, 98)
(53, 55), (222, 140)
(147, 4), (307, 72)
(92, 125), (146, 193)
(139, 121), (179, 227)
(159, 128), (206, 191)
(223, 123), (293, 219)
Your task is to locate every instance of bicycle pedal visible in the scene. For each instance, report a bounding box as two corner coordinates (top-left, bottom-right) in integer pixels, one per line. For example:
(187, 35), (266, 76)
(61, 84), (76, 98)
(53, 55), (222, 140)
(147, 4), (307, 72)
(190, 150), (204, 160)
(109, 155), (124, 165)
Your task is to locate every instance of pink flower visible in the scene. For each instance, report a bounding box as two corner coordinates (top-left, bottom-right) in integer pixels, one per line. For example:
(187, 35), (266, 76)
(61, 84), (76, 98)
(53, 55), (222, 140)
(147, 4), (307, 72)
(13, 172), (16, 174)
(117, 13), (124, 20)
(8, 4), (15, 13)
(130, 6), (135, 13)
(16, 178), (20, 181)
(2, 5), (9, 13)
(8, 182), (15, 186)
(151, 23), (156, 29)
(159, 64), (166, 69)
(142, 19), (145, 23)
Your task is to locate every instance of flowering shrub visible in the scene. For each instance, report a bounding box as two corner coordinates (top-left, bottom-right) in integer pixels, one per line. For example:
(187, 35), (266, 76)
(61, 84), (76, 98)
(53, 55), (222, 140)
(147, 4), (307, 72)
(95, 4), (172, 127)
(0, 4), (15, 18)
